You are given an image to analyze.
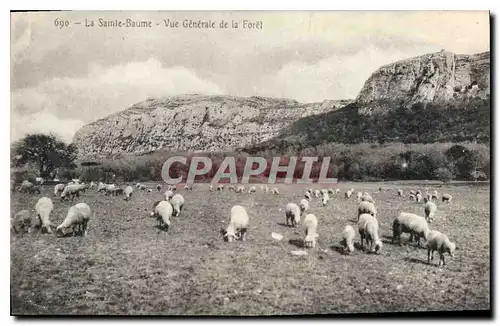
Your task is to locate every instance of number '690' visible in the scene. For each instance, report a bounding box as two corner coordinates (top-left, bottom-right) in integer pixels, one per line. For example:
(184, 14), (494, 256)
(54, 18), (69, 29)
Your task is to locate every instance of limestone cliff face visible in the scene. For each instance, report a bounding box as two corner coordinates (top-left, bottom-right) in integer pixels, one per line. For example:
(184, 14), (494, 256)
(72, 95), (351, 161)
(356, 51), (490, 106)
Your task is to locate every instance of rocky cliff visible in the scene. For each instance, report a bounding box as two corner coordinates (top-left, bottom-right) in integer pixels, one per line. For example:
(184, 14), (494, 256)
(73, 95), (351, 161)
(356, 51), (490, 106)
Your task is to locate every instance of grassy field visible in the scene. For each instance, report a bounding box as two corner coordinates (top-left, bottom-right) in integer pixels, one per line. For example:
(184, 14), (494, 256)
(10, 181), (490, 315)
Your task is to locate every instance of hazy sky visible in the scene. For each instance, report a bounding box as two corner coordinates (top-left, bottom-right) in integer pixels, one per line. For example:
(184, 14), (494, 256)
(11, 11), (490, 143)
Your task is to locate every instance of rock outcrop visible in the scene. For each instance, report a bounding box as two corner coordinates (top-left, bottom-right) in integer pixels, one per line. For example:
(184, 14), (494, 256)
(356, 51), (490, 106)
(72, 95), (351, 161)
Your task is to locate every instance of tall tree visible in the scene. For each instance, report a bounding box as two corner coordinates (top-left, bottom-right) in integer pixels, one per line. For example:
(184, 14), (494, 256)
(12, 133), (78, 179)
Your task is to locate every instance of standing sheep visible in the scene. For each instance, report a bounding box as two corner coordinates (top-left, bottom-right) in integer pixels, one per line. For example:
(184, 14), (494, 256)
(358, 201), (377, 220)
(303, 213), (318, 248)
(270, 187), (280, 195)
(152, 201), (173, 230)
(431, 190), (439, 200)
(358, 213), (382, 253)
(361, 194), (375, 203)
(35, 197), (54, 234)
(209, 184), (214, 192)
(442, 194), (452, 203)
(170, 194), (185, 217)
(416, 193), (423, 203)
(164, 190), (174, 201)
(424, 200), (437, 223)
(217, 184), (224, 191)
(426, 230), (456, 267)
(61, 184), (84, 201)
(305, 191), (312, 200)
(248, 186), (256, 194)
(236, 185), (245, 193)
(397, 189), (403, 196)
(322, 192), (330, 206)
(356, 192), (362, 200)
(285, 203), (301, 227)
(341, 225), (355, 254)
(327, 188), (335, 195)
(54, 183), (66, 196)
(222, 205), (249, 242)
(19, 180), (41, 194)
(392, 212), (430, 248)
(335, 188), (341, 194)
(156, 184), (162, 192)
(299, 199), (309, 213)
(313, 189), (321, 198)
(345, 190), (353, 199)
(124, 186), (133, 201)
(56, 203), (92, 237)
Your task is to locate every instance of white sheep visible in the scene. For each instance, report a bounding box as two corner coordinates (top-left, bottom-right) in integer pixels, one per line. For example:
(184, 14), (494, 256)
(61, 184), (84, 201)
(236, 185), (245, 193)
(410, 190), (416, 196)
(167, 184), (177, 191)
(335, 188), (340, 194)
(416, 190), (422, 195)
(56, 203), (92, 237)
(285, 203), (301, 227)
(223, 205), (249, 242)
(170, 194), (185, 217)
(426, 230), (456, 266)
(424, 200), (437, 223)
(152, 200), (173, 230)
(97, 182), (107, 193)
(19, 180), (41, 194)
(217, 184), (224, 191)
(320, 189), (328, 195)
(209, 184), (214, 192)
(54, 183), (66, 196)
(104, 184), (118, 196)
(124, 186), (133, 201)
(322, 192), (329, 206)
(228, 185), (236, 191)
(248, 186), (256, 193)
(356, 192), (362, 200)
(416, 193), (422, 203)
(304, 191), (312, 200)
(431, 190), (439, 200)
(397, 189), (403, 196)
(89, 181), (96, 189)
(264, 185), (269, 194)
(136, 183), (141, 189)
(164, 190), (174, 201)
(35, 197), (54, 234)
(357, 201), (377, 220)
(392, 212), (430, 248)
(357, 213), (382, 253)
(270, 187), (280, 195)
(303, 213), (318, 248)
(345, 190), (353, 199)
(156, 184), (162, 192)
(299, 199), (309, 213)
(361, 194), (375, 204)
(442, 194), (452, 203)
(327, 188), (335, 195)
(341, 225), (355, 254)
(409, 194), (416, 200)
(139, 184), (147, 191)
(11, 210), (32, 234)
(313, 189), (321, 198)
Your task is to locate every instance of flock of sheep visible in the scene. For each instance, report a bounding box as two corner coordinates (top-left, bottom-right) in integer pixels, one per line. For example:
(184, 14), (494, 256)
(11, 179), (456, 267)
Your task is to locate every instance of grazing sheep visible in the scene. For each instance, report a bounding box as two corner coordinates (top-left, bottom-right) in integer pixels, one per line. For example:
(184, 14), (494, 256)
(416, 190), (422, 195)
(152, 200), (173, 230)
(426, 230), (456, 267)
(341, 225), (355, 254)
(19, 180), (41, 194)
(327, 188), (335, 195)
(424, 200), (437, 223)
(358, 201), (377, 219)
(322, 192), (330, 206)
(228, 185), (236, 191)
(209, 184), (213, 192)
(361, 194), (375, 204)
(168, 185), (177, 191)
(305, 191), (312, 200)
(431, 190), (439, 200)
(156, 184), (162, 192)
(320, 189), (328, 195)
(410, 190), (416, 196)
(358, 213), (382, 253)
(285, 203), (301, 227)
(54, 183), (66, 196)
(307, 188), (313, 194)
(61, 184), (83, 201)
(170, 194), (185, 217)
(345, 190), (353, 199)
(139, 184), (147, 191)
(248, 186), (256, 193)
(416, 193), (423, 203)
(409, 194), (416, 200)
(11, 210), (32, 234)
(335, 188), (340, 194)
(357, 192), (362, 200)
(270, 187), (280, 195)
(397, 189), (403, 196)
(299, 199), (309, 213)
(124, 186), (133, 201)
(104, 184), (118, 196)
(89, 181), (96, 189)
(442, 194), (452, 203)
(236, 185), (245, 193)
(97, 182), (107, 193)
(56, 203), (92, 237)
(313, 189), (321, 198)
(35, 197), (54, 234)
(303, 213), (318, 248)
(136, 183), (141, 189)
(217, 184), (224, 191)
(223, 205), (249, 242)
(164, 190), (174, 201)
(392, 212), (430, 248)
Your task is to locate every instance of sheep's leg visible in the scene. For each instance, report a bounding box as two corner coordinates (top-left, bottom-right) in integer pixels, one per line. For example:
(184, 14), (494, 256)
(440, 253), (446, 266)
(241, 229), (247, 241)
(82, 222), (88, 236)
(427, 248), (432, 264)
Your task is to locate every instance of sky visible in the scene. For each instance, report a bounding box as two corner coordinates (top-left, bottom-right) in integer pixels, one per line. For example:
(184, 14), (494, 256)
(11, 11), (490, 143)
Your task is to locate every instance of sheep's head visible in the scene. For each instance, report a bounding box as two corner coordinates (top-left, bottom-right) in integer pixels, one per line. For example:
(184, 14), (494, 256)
(447, 242), (456, 257)
(374, 240), (383, 254)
